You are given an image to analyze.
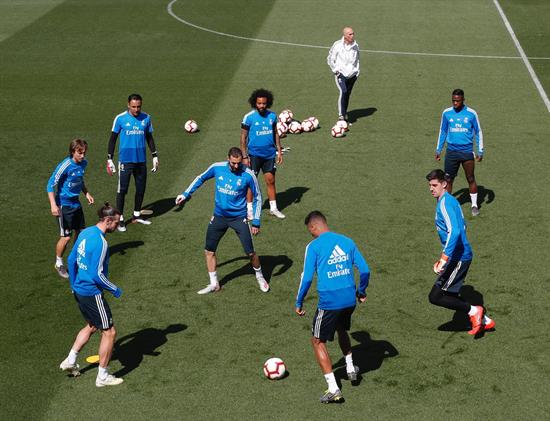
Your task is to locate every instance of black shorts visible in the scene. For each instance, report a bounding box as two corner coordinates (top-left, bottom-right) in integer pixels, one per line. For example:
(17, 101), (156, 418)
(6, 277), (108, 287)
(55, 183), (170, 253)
(311, 306), (355, 342)
(249, 155), (276, 175)
(118, 162), (147, 194)
(434, 259), (471, 294)
(204, 215), (255, 254)
(444, 150), (475, 179)
(74, 292), (114, 330)
(58, 205), (85, 237)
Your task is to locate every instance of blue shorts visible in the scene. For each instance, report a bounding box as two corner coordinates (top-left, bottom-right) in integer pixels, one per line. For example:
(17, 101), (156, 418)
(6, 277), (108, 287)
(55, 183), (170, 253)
(58, 205), (85, 237)
(444, 150), (475, 179)
(249, 155), (276, 175)
(434, 260), (471, 294)
(205, 215), (255, 254)
(311, 306), (355, 342)
(74, 292), (114, 330)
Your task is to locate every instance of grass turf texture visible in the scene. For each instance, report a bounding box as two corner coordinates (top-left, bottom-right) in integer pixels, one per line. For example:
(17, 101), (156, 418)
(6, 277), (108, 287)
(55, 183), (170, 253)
(1, 0), (550, 419)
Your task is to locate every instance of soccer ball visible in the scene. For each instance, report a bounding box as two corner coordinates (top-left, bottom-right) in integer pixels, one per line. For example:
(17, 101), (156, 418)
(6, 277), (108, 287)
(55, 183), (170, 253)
(278, 109), (294, 124)
(184, 120), (199, 133)
(263, 357), (286, 380)
(288, 120), (302, 134)
(331, 124), (346, 138)
(277, 121), (288, 138)
(307, 116), (320, 129)
(301, 119), (315, 132)
(335, 119), (349, 132)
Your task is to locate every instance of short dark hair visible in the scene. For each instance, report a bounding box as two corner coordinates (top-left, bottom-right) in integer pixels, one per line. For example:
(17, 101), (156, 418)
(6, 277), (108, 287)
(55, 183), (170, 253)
(452, 88), (464, 97)
(97, 202), (121, 220)
(248, 89), (274, 108)
(128, 93), (143, 102)
(69, 138), (88, 156)
(426, 169), (451, 182)
(228, 147), (243, 158)
(304, 210), (327, 226)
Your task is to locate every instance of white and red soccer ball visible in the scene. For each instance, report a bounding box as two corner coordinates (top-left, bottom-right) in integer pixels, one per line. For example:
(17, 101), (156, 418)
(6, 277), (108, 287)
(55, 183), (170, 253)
(184, 120), (199, 133)
(307, 116), (320, 129)
(301, 119), (315, 132)
(277, 121), (288, 138)
(278, 109), (294, 124)
(331, 124), (346, 138)
(263, 357), (286, 380)
(288, 120), (302, 134)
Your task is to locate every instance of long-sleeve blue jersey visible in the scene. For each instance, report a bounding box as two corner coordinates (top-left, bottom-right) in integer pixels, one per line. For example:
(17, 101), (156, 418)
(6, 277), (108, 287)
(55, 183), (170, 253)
(111, 111), (153, 163)
(435, 192), (472, 261)
(436, 105), (483, 156)
(181, 162), (262, 226)
(46, 157), (87, 208)
(296, 231), (370, 310)
(241, 109), (277, 159)
(68, 226), (122, 297)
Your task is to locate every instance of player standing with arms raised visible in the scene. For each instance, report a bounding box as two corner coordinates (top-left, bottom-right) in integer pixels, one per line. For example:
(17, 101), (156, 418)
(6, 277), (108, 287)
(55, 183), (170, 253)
(426, 169), (494, 334)
(107, 93), (159, 231)
(47, 139), (94, 278)
(295, 211), (370, 404)
(436, 88), (484, 216)
(240, 88), (285, 219)
(59, 203), (124, 387)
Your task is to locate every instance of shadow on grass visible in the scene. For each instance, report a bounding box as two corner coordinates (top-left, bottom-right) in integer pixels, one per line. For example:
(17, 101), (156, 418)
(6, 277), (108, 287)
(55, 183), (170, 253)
(334, 331), (398, 386)
(453, 185), (495, 208)
(218, 254), (293, 287)
(109, 241), (145, 256)
(262, 187), (309, 212)
(438, 285), (485, 334)
(142, 197), (186, 217)
(347, 107), (377, 124)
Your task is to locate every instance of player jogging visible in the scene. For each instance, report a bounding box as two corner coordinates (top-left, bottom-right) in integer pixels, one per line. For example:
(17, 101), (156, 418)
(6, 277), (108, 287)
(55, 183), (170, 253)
(59, 203), (124, 387)
(175, 147), (270, 294)
(240, 88), (285, 219)
(107, 93), (159, 231)
(295, 211), (370, 404)
(426, 169), (495, 335)
(47, 139), (94, 278)
(436, 88), (483, 216)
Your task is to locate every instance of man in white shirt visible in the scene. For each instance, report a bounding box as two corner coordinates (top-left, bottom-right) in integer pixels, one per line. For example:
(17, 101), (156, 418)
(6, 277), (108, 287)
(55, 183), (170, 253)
(327, 27), (360, 122)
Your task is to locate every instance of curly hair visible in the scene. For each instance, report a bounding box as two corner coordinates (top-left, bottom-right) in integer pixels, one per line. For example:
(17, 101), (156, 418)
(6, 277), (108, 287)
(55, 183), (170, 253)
(248, 88), (274, 108)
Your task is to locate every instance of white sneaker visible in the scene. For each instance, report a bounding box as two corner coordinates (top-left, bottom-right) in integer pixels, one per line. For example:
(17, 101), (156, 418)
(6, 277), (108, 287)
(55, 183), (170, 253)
(54, 264), (69, 279)
(269, 209), (286, 219)
(132, 217), (152, 225)
(96, 374), (124, 387)
(256, 276), (270, 292)
(117, 221), (127, 232)
(59, 358), (80, 376)
(197, 283), (220, 295)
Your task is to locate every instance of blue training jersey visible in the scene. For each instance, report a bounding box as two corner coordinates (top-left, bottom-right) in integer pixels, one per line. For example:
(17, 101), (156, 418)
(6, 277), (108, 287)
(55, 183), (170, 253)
(436, 105), (483, 156)
(68, 226), (122, 297)
(296, 231), (370, 310)
(241, 109), (277, 159)
(111, 111), (153, 163)
(46, 157), (87, 208)
(435, 192), (473, 261)
(181, 162), (262, 226)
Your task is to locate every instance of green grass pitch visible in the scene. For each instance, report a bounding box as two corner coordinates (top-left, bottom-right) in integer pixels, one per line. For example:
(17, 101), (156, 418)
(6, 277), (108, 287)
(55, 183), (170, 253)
(1, 0), (550, 419)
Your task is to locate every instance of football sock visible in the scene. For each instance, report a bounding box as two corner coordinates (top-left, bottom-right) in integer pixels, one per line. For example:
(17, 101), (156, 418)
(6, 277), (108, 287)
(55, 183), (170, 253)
(324, 372), (339, 393)
(468, 306), (480, 316)
(253, 266), (264, 279)
(484, 315), (492, 324)
(345, 353), (355, 373)
(68, 349), (79, 365)
(98, 366), (108, 380)
(56, 256), (64, 267)
(470, 193), (478, 208)
(133, 211), (140, 218)
(269, 200), (278, 211)
(208, 271), (218, 286)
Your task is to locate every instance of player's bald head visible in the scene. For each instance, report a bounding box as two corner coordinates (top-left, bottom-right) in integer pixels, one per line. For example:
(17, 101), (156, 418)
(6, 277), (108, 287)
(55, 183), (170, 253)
(343, 27), (354, 36)
(342, 27), (355, 44)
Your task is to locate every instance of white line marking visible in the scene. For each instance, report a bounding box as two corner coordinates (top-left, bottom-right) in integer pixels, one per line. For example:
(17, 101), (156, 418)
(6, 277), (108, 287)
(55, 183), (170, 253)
(167, 0), (550, 61)
(493, 0), (550, 113)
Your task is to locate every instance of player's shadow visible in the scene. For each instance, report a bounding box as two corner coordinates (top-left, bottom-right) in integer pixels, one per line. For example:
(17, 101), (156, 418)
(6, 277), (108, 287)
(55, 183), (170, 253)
(347, 107), (377, 124)
(438, 285), (485, 333)
(109, 324), (187, 377)
(218, 255), (293, 287)
(141, 197), (182, 217)
(453, 185), (495, 208)
(334, 331), (398, 386)
(109, 241), (144, 256)
(262, 187), (309, 212)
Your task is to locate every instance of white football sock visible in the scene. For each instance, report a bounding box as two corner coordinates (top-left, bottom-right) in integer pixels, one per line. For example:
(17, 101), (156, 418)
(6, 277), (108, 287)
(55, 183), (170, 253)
(56, 256), (64, 267)
(324, 372), (339, 393)
(68, 349), (79, 365)
(470, 193), (478, 207)
(468, 306), (480, 316)
(98, 366), (109, 380)
(269, 200), (278, 211)
(345, 353), (355, 372)
(133, 211), (140, 218)
(208, 271), (218, 286)
(253, 266), (264, 280)
(483, 315), (492, 324)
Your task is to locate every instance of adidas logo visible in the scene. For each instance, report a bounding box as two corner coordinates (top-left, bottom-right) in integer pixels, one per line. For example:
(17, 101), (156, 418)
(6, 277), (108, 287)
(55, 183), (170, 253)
(327, 245), (348, 264)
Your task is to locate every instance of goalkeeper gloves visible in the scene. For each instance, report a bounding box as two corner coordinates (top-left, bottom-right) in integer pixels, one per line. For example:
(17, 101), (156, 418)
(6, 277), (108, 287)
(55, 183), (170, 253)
(106, 159), (116, 176)
(433, 254), (449, 275)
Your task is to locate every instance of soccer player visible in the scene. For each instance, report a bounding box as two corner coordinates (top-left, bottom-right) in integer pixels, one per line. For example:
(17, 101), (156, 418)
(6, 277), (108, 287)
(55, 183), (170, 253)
(436, 88), (484, 216)
(59, 203), (124, 387)
(327, 27), (360, 122)
(107, 93), (159, 231)
(47, 139), (94, 278)
(175, 147), (269, 294)
(295, 211), (370, 404)
(240, 88), (285, 219)
(426, 169), (495, 335)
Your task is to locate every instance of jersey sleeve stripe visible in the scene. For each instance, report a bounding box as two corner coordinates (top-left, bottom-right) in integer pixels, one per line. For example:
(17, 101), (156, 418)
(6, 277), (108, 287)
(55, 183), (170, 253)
(52, 159), (71, 187)
(97, 237), (118, 290)
(440, 196), (453, 251)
